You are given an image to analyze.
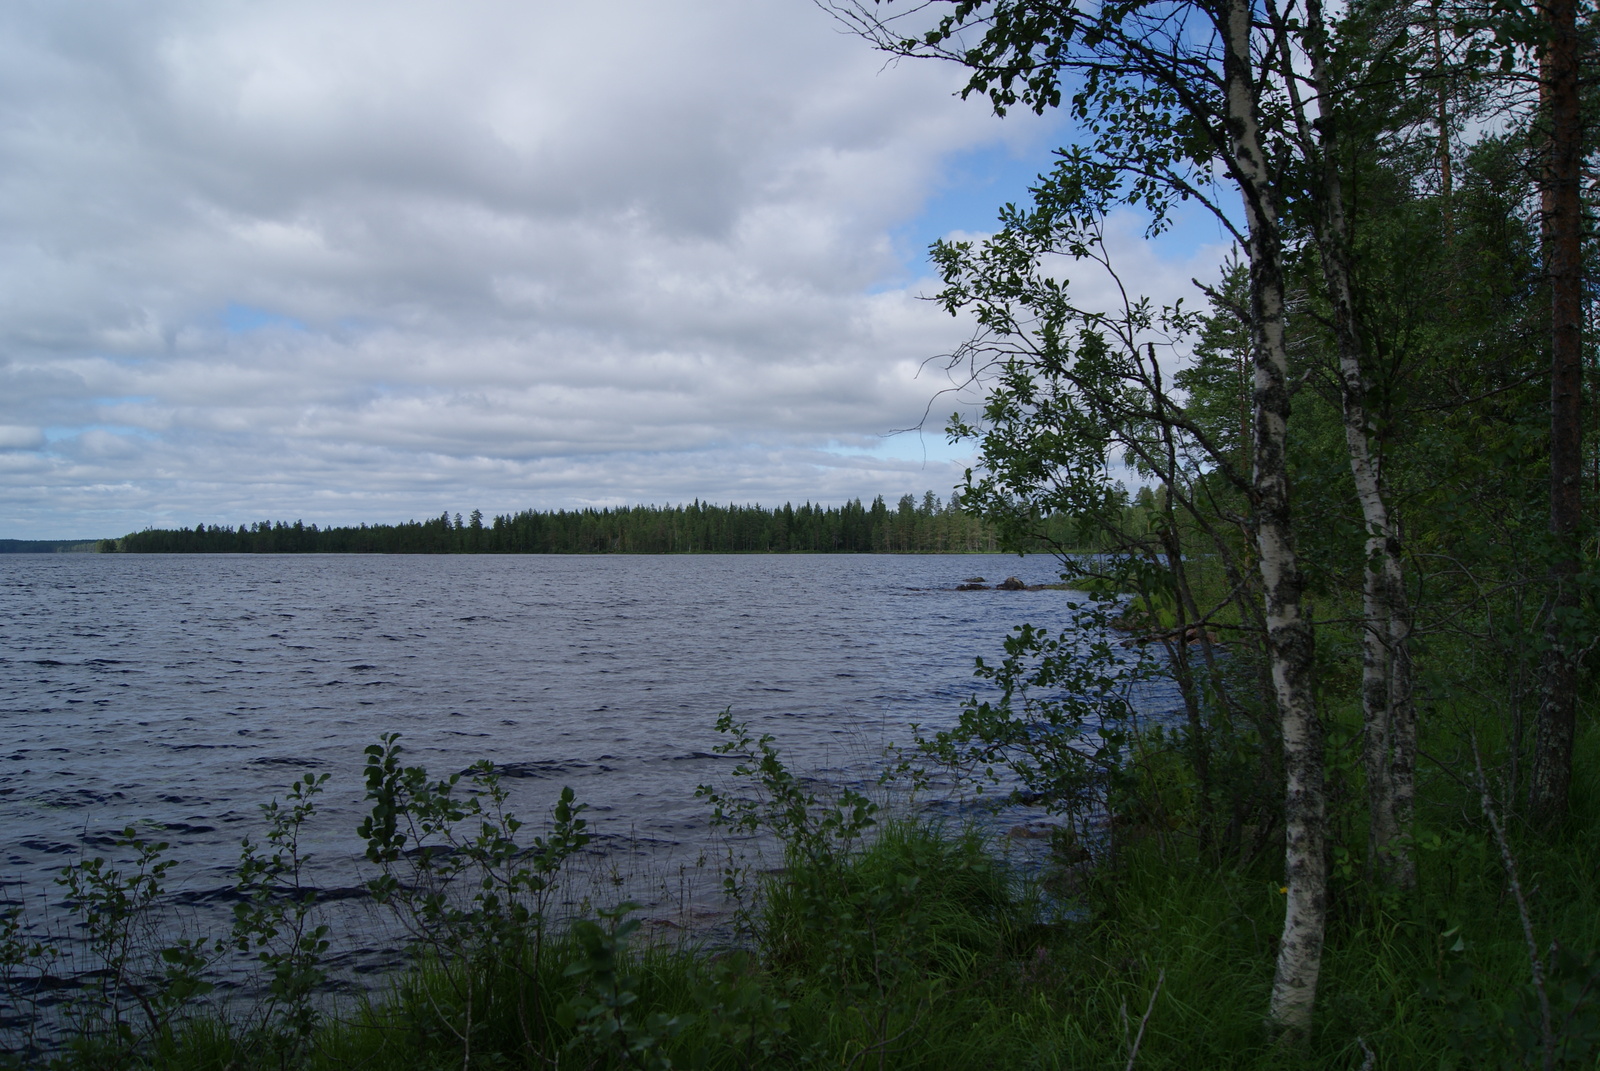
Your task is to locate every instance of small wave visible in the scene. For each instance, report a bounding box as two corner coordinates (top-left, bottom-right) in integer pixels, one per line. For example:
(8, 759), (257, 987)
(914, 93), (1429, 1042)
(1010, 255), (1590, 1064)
(17, 839), (74, 855)
(486, 759), (591, 779)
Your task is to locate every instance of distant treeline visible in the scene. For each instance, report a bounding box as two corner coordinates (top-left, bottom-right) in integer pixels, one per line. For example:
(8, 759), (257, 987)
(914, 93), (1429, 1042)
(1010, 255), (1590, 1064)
(106, 493), (1083, 554)
(0, 539), (101, 554)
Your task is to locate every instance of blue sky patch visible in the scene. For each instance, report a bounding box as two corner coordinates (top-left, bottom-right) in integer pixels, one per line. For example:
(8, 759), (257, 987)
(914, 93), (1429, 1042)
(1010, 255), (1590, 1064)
(222, 304), (307, 334)
(885, 130), (1242, 292)
(886, 140), (1054, 285)
(43, 424), (157, 443)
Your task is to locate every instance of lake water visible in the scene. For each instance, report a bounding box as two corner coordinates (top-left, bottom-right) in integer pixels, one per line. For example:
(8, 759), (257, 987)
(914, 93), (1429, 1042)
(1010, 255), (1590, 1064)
(0, 553), (1173, 1023)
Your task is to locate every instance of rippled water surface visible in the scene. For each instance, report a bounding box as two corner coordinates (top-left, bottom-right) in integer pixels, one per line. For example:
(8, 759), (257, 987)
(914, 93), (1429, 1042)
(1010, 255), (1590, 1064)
(2, 554), (1110, 880)
(2, 552), (1169, 1015)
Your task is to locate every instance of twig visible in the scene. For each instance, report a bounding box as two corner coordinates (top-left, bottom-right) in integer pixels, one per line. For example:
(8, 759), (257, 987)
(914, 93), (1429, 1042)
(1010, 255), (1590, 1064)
(1471, 732), (1555, 1071)
(1124, 969), (1165, 1071)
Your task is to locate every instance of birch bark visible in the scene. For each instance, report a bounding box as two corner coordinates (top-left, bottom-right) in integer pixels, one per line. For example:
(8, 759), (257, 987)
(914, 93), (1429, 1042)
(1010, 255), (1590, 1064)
(1300, 0), (1417, 888)
(1222, 0), (1326, 1035)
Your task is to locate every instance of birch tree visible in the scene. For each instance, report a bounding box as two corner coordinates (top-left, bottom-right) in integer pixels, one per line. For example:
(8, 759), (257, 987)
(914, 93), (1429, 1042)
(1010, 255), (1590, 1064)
(1279, 0), (1420, 886)
(821, 0), (1332, 1036)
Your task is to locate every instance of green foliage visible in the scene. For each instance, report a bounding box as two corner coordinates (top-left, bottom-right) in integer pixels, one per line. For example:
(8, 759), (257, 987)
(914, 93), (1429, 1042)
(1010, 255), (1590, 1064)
(1428, 942), (1600, 1069)
(55, 828), (222, 1063)
(677, 949), (792, 1068)
(697, 710), (882, 941)
(558, 905), (691, 1071)
(0, 898), (57, 1061)
(699, 713), (1031, 1069)
(356, 733), (591, 1061)
(916, 604), (1157, 822)
(230, 773), (331, 1065)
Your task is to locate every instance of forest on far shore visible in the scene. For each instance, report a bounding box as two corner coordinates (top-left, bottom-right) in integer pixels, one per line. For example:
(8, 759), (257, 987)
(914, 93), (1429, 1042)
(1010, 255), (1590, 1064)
(100, 491), (1131, 555)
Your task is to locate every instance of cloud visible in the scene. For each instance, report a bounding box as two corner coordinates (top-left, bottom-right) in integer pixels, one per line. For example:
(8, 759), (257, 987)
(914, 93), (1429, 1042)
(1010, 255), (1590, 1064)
(0, 0), (1119, 537)
(0, 425), (45, 451)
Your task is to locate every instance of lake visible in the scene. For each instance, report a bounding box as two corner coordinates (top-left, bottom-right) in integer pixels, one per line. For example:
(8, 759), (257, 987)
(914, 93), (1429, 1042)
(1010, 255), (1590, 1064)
(0, 552), (1170, 1013)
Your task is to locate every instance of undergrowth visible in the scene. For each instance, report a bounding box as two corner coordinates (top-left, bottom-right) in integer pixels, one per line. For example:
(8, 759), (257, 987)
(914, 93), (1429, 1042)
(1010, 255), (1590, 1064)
(6, 710), (1600, 1070)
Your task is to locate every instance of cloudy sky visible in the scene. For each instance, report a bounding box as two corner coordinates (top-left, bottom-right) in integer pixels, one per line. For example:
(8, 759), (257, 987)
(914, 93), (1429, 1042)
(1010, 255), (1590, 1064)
(0, 0), (1228, 539)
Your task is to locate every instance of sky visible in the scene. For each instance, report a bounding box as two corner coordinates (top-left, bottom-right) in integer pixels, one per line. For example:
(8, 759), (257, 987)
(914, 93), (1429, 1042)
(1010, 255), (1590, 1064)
(0, 0), (1231, 539)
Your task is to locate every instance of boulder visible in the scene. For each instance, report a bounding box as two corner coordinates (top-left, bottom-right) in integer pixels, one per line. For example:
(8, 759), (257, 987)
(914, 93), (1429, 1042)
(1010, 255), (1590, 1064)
(997, 576), (1027, 590)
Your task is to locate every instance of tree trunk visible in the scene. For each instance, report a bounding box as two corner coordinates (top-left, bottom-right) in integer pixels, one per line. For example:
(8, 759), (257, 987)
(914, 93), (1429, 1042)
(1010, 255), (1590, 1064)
(1154, 391), (1218, 855)
(1303, 0), (1416, 888)
(1530, 0), (1582, 823)
(1433, 5), (1454, 239)
(1223, 0), (1326, 1036)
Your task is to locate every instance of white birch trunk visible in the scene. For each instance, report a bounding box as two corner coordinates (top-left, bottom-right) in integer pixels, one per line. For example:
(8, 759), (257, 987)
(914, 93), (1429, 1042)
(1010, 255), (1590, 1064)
(1303, 0), (1416, 888)
(1223, 0), (1326, 1037)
